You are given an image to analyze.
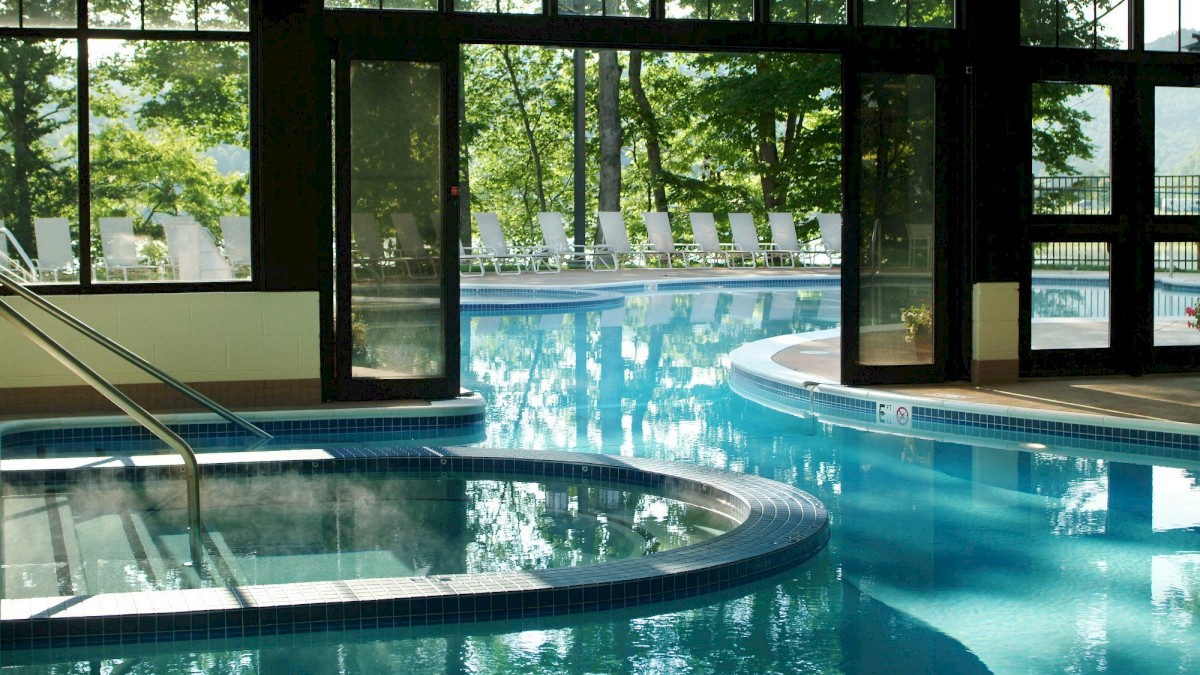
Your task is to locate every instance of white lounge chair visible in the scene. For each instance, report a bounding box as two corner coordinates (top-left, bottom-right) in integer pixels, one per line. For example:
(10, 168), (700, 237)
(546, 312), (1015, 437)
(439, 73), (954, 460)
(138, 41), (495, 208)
(476, 212), (552, 275)
(728, 213), (768, 267)
(766, 212), (805, 268)
(906, 221), (933, 268)
(642, 212), (695, 268)
(540, 211), (595, 271)
(219, 215), (252, 277)
(595, 211), (644, 271)
(808, 212), (842, 267)
(161, 215), (233, 281)
(688, 212), (737, 267)
(0, 221), (38, 283)
(98, 217), (162, 281)
(33, 217), (76, 281)
(458, 240), (488, 276)
(391, 212), (439, 278)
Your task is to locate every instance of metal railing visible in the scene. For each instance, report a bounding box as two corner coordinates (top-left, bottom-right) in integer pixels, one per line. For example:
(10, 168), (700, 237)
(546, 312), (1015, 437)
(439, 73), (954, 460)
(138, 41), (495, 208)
(0, 269), (273, 567)
(1033, 241), (1111, 270)
(1033, 175), (1200, 216)
(1033, 241), (1200, 274)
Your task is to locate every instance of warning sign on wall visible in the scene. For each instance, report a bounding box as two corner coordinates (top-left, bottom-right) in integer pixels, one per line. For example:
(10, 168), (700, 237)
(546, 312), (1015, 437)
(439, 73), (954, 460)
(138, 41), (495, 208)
(877, 402), (911, 427)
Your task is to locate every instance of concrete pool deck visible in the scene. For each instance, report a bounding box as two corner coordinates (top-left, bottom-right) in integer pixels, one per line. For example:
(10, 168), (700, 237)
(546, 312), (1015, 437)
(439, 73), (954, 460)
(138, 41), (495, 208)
(462, 267), (1200, 427)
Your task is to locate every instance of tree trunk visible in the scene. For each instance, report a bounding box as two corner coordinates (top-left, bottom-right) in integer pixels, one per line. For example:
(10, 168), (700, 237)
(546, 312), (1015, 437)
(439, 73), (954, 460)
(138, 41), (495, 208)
(597, 50), (623, 244)
(501, 46), (547, 213)
(628, 51), (667, 213)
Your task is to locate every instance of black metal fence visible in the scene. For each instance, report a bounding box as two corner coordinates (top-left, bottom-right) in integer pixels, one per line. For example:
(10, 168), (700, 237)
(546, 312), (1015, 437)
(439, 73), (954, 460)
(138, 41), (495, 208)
(1155, 175), (1200, 214)
(1032, 241), (1110, 270)
(1033, 176), (1111, 215)
(1032, 175), (1200, 216)
(1032, 240), (1200, 273)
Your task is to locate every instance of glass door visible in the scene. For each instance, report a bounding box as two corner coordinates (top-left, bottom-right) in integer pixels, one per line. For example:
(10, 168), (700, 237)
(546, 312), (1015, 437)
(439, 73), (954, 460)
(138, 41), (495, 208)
(843, 66), (950, 385)
(332, 40), (460, 400)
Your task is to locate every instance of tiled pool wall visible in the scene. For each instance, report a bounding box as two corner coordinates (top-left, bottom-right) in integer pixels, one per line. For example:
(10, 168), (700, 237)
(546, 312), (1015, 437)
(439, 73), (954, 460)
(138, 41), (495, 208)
(0, 447), (830, 650)
(0, 403), (488, 456)
(730, 363), (1200, 464)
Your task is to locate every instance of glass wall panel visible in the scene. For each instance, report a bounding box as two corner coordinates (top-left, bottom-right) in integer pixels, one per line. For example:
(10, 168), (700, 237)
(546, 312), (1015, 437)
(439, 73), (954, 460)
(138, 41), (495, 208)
(771, 0), (844, 24)
(455, 0), (540, 14)
(1021, 0), (1126, 48)
(862, 0), (951, 28)
(1091, 0), (1128, 49)
(0, 39), (78, 284)
(664, 0), (751, 21)
(1155, 86), (1200, 216)
(22, 0), (76, 27)
(325, 0), (381, 8)
(460, 46), (842, 271)
(89, 39), (251, 282)
(197, 0), (249, 30)
(1146, 0), (1200, 51)
(89, 0), (138, 27)
(1154, 241), (1200, 346)
(861, 0), (903, 26)
(350, 60), (445, 379)
(91, 1), (248, 31)
(145, 0), (196, 29)
(908, 0), (953, 28)
(560, 0), (649, 17)
(1032, 82), (1111, 216)
(1020, 0), (1058, 45)
(857, 73), (936, 366)
(1031, 241), (1110, 349)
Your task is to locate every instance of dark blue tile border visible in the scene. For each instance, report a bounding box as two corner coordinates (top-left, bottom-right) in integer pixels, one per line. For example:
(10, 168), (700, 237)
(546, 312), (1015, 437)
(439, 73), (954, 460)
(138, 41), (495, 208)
(0, 447), (829, 651)
(730, 364), (1200, 462)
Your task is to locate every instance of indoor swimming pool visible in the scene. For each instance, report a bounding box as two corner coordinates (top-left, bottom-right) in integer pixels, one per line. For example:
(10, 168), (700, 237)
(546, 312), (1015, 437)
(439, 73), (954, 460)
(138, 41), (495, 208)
(3, 279), (1199, 673)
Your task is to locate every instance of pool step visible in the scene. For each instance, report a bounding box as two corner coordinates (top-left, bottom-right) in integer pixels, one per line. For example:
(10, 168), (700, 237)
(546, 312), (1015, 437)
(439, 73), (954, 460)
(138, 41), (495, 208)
(2, 496), (75, 598)
(2, 492), (253, 597)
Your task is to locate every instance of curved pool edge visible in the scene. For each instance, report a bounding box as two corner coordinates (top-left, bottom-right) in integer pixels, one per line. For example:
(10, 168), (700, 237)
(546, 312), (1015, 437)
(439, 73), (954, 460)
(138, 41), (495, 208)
(730, 332), (1200, 466)
(0, 447), (830, 650)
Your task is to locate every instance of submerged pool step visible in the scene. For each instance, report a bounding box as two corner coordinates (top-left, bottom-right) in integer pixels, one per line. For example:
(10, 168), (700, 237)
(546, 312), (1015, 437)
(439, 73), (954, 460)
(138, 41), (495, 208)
(1, 496), (73, 599)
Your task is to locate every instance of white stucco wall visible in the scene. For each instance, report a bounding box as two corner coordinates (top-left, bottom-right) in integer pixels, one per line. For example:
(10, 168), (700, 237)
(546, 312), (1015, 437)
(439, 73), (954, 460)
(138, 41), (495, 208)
(0, 292), (320, 388)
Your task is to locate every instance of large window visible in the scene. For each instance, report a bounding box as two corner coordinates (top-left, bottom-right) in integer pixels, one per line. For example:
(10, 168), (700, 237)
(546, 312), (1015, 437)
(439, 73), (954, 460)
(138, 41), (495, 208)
(0, 2), (251, 285)
(1020, 0), (1128, 49)
(1031, 82), (1111, 216)
(459, 46), (842, 261)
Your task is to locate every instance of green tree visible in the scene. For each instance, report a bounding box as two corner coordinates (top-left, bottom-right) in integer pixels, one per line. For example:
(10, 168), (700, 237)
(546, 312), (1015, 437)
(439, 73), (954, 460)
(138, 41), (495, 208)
(0, 39), (77, 255)
(94, 40), (250, 147)
(90, 123), (248, 237)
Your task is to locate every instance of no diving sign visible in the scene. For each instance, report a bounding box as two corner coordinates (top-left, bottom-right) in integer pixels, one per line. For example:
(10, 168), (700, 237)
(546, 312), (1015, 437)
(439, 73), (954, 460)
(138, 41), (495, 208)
(877, 402), (911, 427)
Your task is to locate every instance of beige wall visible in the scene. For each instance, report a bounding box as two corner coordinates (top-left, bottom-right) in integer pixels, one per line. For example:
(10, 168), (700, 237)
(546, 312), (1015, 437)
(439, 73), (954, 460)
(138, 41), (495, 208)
(972, 282), (1019, 383)
(0, 292), (319, 389)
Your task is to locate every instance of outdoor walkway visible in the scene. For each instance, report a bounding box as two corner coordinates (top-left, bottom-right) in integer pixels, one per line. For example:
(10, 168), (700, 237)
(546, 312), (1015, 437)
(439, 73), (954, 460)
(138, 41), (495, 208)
(463, 267), (1200, 427)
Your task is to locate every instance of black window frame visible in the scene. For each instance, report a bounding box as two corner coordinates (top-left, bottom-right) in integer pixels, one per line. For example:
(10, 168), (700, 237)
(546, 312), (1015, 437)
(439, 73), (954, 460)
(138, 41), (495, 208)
(0, 1), (257, 296)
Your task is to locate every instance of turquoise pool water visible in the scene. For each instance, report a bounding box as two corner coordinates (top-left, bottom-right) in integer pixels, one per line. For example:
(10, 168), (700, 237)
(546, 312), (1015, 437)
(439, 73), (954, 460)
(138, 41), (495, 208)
(6, 283), (1200, 673)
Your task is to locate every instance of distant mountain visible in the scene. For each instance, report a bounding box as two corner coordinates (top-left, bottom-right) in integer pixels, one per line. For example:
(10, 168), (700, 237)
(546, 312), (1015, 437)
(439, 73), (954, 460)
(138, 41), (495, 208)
(1063, 34), (1200, 177)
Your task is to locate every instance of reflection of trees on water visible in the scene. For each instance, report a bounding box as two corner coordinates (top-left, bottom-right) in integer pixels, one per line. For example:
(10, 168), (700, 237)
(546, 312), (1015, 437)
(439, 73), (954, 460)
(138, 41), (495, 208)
(1032, 287), (1109, 319)
(463, 290), (842, 468)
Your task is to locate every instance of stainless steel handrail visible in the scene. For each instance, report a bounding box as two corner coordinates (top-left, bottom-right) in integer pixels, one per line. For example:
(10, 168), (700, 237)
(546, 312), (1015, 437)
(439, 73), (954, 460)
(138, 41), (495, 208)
(0, 300), (204, 565)
(0, 270), (271, 440)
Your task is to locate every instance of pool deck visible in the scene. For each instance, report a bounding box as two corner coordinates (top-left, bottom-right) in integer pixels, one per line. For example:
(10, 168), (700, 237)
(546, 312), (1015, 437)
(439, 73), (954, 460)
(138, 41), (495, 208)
(463, 267), (1200, 427)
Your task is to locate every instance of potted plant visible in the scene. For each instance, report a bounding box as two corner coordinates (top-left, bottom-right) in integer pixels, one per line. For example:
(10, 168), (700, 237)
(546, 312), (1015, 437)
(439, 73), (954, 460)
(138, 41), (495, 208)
(901, 300), (933, 358)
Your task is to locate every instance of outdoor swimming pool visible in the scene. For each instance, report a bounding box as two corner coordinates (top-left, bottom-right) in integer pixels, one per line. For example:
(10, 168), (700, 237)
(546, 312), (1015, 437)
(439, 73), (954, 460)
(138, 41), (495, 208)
(3, 278), (1199, 673)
